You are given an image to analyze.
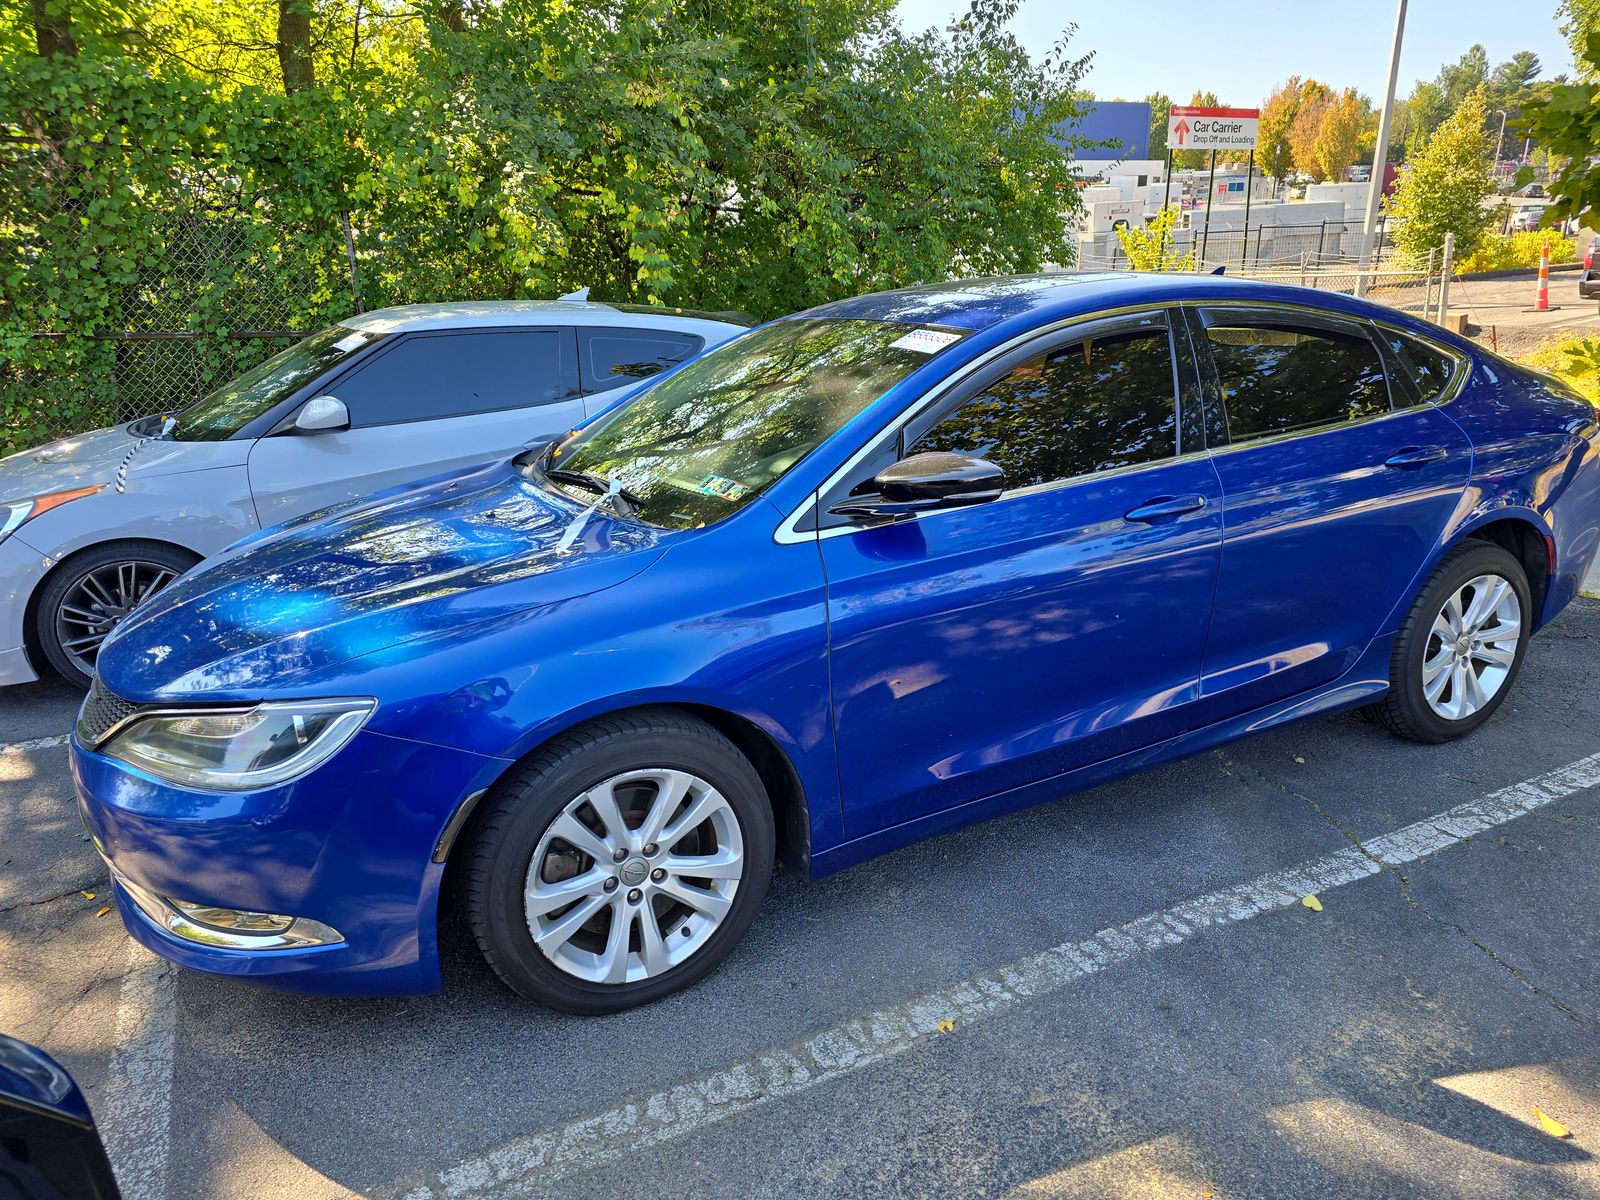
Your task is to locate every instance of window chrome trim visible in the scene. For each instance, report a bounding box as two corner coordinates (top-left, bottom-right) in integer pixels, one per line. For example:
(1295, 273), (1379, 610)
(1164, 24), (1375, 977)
(773, 304), (1169, 545)
(771, 296), (1472, 546)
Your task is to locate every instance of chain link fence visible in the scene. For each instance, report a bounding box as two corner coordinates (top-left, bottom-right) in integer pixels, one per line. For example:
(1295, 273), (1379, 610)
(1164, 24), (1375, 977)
(2, 139), (360, 446)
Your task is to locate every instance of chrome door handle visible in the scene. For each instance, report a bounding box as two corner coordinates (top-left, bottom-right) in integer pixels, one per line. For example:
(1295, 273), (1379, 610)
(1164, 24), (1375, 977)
(1124, 494), (1207, 523)
(1384, 446), (1447, 469)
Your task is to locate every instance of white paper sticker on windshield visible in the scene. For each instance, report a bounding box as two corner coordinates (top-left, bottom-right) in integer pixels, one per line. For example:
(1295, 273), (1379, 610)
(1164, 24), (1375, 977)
(333, 332), (368, 354)
(889, 328), (962, 355)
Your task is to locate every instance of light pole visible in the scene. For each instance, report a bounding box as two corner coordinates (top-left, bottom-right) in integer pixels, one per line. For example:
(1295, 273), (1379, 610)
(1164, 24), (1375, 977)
(1492, 109), (1508, 180)
(1359, 0), (1406, 293)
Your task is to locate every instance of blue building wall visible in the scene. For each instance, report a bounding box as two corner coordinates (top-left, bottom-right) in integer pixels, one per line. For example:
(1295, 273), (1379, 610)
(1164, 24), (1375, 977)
(1055, 101), (1152, 161)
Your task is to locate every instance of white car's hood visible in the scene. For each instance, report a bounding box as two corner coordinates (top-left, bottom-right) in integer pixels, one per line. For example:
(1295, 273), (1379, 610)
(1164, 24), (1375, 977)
(0, 424), (250, 502)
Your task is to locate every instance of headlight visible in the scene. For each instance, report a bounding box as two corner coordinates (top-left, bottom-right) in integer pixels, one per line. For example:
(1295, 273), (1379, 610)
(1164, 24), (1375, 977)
(0, 485), (103, 543)
(103, 699), (374, 790)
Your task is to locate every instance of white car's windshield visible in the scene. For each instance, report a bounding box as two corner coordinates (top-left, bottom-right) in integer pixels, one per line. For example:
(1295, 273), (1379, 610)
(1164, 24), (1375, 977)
(169, 325), (384, 441)
(547, 317), (968, 529)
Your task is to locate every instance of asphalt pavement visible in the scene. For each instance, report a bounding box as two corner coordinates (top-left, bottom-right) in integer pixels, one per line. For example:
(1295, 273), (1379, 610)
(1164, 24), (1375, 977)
(3, 599), (1600, 1199)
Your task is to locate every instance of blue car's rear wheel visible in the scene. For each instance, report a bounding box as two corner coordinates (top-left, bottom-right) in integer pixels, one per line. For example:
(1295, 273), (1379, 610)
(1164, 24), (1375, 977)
(464, 709), (775, 1013)
(1374, 541), (1531, 743)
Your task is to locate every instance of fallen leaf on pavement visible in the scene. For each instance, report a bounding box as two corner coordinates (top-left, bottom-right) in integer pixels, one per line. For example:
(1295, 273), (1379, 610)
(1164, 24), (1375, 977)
(1293, 756), (1305, 764)
(95, 907), (110, 918)
(1302, 894), (1323, 911)
(81, 891), (95, 900)
(937, 1019), (955, 1034)
(1534, 1109), (1572, 1138)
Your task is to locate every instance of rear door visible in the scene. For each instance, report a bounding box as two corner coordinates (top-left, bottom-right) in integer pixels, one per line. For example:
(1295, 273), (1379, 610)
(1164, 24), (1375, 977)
(245, 327), (581, 524)
(1186, 306), (1473, 722)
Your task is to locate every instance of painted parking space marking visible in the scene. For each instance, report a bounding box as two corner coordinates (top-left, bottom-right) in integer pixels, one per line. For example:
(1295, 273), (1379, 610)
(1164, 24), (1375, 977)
(99, 941), (178, 1200)
(0, 733), (69, 753)
(383, 749), (1600, 1200)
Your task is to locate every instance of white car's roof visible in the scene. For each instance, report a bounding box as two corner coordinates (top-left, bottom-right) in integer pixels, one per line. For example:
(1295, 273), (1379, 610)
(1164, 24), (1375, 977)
(342, 300), (750, 338)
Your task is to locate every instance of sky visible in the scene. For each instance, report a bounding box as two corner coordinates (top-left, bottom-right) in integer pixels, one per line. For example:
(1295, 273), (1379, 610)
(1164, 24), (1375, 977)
(891, 0), (1577, 107)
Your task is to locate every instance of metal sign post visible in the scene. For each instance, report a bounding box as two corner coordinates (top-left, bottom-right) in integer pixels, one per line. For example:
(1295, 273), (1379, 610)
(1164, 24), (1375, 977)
(1160, 148), (1174, 269)
(1200, 151), (1217, 268)
(1240, 149), (1255, 269)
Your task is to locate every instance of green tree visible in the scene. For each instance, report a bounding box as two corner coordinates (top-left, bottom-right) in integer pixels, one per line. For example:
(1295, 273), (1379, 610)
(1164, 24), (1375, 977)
(1560, 0), (1600, 81)
(1384, 87), (1496, 263)
(1145, 90), (1171, 158)
(1516, 30), (1600, 228)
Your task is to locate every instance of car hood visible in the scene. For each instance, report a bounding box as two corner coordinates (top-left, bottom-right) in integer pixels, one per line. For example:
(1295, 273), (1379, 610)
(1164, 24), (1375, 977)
(97, 462), (668, 700)
(0, 423), (247, 500)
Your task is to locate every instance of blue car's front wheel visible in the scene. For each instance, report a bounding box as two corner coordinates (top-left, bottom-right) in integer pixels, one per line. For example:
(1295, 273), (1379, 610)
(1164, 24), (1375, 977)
(463, 709), (775, 1013)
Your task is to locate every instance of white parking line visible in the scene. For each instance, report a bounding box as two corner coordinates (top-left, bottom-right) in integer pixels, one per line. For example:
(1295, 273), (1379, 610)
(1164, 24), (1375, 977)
(0, 733), (69, 753)
(99, 941), (177, 1200)
(384, 750), (1600, 1200)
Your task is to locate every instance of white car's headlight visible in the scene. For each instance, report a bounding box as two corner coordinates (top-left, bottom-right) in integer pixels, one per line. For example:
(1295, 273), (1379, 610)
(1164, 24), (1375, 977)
(0, 485), (102, 544)
(103, 699), (374, 791)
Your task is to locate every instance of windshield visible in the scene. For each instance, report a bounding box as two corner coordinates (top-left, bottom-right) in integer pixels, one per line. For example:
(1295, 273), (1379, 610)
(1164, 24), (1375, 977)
(549, 318), (966, 528)
(169, 325), (384, 441)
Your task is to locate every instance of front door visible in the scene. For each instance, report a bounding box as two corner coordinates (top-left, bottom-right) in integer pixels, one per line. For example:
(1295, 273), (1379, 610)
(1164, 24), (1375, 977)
(246, 327), (583, 525)
(819, 312), (1223, 838)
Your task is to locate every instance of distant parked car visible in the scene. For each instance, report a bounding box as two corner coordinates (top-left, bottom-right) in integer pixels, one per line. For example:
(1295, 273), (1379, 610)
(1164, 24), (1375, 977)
(1508, 206), (1545, 233)
(1515, 182), (1546, 198)
(1581, 237), (1600, 300)
(0, 300), (748, 687)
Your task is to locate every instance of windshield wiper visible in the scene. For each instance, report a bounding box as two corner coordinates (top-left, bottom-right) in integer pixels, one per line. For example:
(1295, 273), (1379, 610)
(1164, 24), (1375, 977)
(545, 467), (642, 514)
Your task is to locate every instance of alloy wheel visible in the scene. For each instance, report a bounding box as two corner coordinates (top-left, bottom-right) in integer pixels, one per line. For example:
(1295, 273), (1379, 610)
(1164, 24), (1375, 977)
(524, 768), (744, 985)
(1421, 572), (1522, 721)
(53, 560), (179, 678)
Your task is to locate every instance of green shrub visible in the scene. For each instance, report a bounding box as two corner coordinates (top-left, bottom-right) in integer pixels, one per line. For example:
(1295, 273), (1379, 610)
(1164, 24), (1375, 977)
(1458, 231), (1579, 273)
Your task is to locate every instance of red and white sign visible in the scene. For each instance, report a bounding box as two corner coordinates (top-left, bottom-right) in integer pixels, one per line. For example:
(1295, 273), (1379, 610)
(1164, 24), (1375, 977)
(1168, 105), (1260, 152)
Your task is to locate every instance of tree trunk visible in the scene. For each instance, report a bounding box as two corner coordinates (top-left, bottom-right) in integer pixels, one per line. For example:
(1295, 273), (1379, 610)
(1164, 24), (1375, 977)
(31, 0), (76, 57)
(435, 0), (464, 33)
(276, 0), (316, 93)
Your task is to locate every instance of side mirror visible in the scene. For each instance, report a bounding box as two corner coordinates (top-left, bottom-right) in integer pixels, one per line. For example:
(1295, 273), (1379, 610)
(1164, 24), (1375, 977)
(828, 451), (1004, 519)
(293, 395), (350, 433)
(0, 1035), (122, 1198)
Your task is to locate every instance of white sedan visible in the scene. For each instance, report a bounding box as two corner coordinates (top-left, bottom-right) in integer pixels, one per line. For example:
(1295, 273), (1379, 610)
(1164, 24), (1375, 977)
(0, 299), (746, 686)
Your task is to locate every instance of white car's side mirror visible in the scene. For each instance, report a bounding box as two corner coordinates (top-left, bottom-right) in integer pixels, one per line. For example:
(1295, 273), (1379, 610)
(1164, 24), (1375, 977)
(295, 395), (350, 433)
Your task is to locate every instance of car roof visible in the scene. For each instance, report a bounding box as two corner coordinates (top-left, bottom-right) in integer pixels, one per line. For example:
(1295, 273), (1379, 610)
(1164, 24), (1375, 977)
(790, 271), (1430, 337)
(341, 300), (750, 336)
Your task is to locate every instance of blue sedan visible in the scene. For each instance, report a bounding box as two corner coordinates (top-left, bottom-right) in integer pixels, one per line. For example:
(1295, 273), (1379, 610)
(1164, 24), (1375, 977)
(72, 274), (1600, 1012)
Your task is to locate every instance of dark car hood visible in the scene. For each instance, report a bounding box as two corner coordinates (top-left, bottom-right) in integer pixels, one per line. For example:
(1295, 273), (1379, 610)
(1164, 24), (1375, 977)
(97, 462), (667, 700)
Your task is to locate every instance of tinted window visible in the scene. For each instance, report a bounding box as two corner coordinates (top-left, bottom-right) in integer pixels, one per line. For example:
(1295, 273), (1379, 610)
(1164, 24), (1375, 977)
(581, 328), (704, 394)
(333, 331), (565, 427)
(913, 328), (1179, 489)
(553, 319), (964, 529)
(1376, 329), (1458, 406)
(1204, 321), (1389, 440)
(170, 325), (384, 441)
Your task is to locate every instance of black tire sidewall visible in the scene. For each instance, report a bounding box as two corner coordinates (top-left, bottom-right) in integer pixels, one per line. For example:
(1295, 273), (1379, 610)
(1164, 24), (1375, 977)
(1390, 543), (1532, 743)
(34, 541), (198, 688)
(471, 723), (774, 1013)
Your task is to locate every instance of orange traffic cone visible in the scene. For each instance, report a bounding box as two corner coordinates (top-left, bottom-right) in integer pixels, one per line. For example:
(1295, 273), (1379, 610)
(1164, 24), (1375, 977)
(1536, 238), (1551, 311)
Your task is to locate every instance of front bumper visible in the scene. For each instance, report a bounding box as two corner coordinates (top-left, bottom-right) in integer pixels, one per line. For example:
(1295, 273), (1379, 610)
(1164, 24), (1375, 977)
(73, 725), (509, 996)
(0, 535), (50, 685)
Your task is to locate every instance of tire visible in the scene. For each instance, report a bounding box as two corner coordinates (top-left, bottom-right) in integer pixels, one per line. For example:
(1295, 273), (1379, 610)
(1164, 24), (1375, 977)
(464, 709), (775, 1013)
(34, 541), (199, 689)
(1372, 541), (1532, 744)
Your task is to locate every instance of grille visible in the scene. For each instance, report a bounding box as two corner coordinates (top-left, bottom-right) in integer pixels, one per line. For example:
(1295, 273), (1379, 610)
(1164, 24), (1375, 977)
(76, 677), (142, 747)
